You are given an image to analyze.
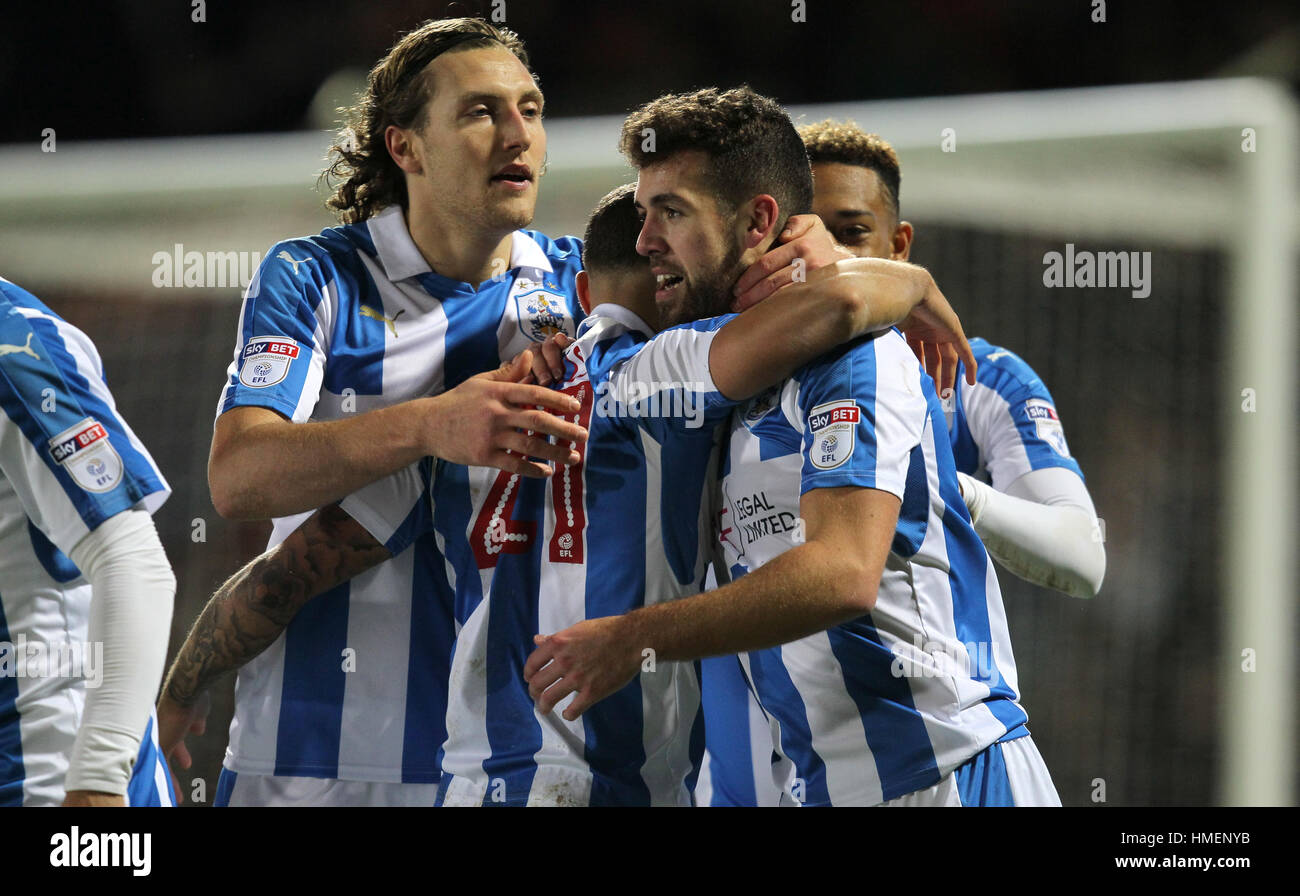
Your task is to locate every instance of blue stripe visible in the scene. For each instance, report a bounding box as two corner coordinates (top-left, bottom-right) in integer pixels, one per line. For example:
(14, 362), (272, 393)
(400, 529), (455, 783)
(0, 591), (26, 806)
(747, 646), (832, 806)
(222, 238), (332, 418)
(949, 367), (981, 475)
(274, 582), (351, 777)
(481, 475), (546, 794)
(826, 622), (941, 800)
(214, 768), (238, 807)
(27, 520), (81, 583)
(924, 378), (1027, 733)
(700, 655), (758, 806)
(955, 742), (1015, 806)
(321, 253), (385, 398)
(576, 406), (651, 805)
(127, 714), (175, 807)
(890, 443), (930, 557)
(0, 310), (163, 531)
(798, 334), (880, 491)
(431, 277), (501, 391)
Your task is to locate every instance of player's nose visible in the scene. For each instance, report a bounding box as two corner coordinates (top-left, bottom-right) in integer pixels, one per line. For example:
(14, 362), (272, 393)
(636, 218), (663, 257)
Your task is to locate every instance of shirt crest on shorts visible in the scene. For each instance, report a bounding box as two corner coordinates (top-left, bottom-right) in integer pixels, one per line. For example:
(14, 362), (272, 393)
(807, 399), (860, 470)
(238, 336), (300, 388)
(47, 417), (123, 492)
(1024, 398), (1070, 457)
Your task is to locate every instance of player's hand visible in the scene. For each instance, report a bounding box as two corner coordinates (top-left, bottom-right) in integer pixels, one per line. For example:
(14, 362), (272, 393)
(157, 691), (210, 804)
(524, 617), (642, 721)
(896, 274), (977, 399)
(732, 214), (852, 311)
(426, 352), (588, 478)
(61, 790), (126, 807)
(516, 333), (573, 386)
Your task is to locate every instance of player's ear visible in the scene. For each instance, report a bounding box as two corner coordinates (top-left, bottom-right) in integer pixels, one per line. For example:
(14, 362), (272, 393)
(891, 220), (914, 261)
(743, 194), (781, 251)
(576, 270), (593, 315)
(385, 125), (423, 175)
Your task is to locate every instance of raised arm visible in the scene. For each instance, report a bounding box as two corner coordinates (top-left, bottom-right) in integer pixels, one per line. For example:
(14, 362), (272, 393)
(708, 256), (973, 400)
(524, 485), (898, 720)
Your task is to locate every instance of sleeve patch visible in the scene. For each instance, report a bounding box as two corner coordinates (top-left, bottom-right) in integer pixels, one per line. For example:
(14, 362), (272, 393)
(807, 399), (860, 470)
(48, 417), (123, 492)
(1024, 398), (1071, 457)
(238, 335), (301, 388)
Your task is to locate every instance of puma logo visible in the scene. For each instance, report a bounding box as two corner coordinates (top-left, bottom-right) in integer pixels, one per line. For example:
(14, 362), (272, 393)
(986, 350), (1011, 362)
(0, 332), (40, 360)
(360, 305), (405, 337)
(277, 251), (311, 275)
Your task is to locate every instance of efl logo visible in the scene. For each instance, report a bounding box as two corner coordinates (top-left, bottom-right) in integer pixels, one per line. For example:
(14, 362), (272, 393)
(47, 417), (123, 492)
(807, 400), (859, 470)
(238, 336), (300, 389)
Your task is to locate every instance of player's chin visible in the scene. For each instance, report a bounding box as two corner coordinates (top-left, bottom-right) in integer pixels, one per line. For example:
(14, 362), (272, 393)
(484, 194), (536, 231)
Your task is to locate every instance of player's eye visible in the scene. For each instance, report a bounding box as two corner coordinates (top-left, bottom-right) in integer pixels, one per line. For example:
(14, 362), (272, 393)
(665, 207), (682, 219)
(839, 226), (869, 243)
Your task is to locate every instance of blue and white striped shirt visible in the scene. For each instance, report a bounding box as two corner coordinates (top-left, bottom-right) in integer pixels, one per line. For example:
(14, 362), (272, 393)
(0, 278), (172, 806)
(716, 328), (1027, 806)
(216, 205), (584, 784)
(435, 304), (735, 806)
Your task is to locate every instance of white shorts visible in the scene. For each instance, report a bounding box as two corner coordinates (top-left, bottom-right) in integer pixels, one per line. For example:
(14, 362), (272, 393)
(883, 735), (1061, 806)
(214, 769), (439, 807)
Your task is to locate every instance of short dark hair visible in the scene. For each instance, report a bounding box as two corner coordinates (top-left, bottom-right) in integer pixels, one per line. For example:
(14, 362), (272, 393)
(799, 119), (902, 220)
(582, 184), (644, 274)
(323, 17), (533, 223)
(619, 86), (813, 230)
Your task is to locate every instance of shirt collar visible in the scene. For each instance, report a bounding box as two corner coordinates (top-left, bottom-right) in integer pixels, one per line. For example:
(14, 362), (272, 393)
(368, 204), (554, 282)
(584, 302), (656, 339)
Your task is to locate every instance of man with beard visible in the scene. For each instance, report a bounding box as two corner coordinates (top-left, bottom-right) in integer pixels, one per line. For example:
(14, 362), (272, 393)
(432, 96), (970, 806)
(526, 88), (1059, 807)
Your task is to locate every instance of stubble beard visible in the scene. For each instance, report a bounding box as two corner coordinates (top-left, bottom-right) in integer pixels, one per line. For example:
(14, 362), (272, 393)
(658, 237), (745, 329)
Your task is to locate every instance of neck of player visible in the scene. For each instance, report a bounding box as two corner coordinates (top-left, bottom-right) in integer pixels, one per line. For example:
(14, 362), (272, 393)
(405, 204), (514, 287)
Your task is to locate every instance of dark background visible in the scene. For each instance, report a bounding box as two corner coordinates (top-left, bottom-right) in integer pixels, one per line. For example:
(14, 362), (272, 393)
(4, 0), (1298, 142)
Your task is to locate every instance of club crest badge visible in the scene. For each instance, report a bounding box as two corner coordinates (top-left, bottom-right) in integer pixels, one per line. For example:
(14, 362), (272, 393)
(807, 399), (860, 470)
(514, 287), (572, 342)
(238, 336), (300, 389)
(1024, 399), (1070, 457)
(48, 417), (123, 492)
(742, 385), (781, 430)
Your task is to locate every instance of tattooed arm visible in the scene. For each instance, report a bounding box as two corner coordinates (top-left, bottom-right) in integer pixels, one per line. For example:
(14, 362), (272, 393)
(156, 504), (390, 796)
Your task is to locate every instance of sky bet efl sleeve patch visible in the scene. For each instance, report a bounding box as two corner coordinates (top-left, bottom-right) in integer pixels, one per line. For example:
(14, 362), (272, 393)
(807, 399), (860, 470)
(237, 335), (300, 388)
(47, 416), (123, 492)
(1024, 398), (1071, 458)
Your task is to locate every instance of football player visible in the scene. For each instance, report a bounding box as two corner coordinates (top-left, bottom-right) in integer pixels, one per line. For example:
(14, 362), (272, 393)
(1, 276), (176, 807)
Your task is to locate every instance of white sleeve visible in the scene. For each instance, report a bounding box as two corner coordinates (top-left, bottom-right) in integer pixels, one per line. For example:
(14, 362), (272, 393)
(958, 466), (1106, 599)
(63, 508), (176, 795)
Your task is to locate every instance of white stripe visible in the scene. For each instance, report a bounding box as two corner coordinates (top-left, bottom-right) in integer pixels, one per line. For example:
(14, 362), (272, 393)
(337, 551), (413, 779)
